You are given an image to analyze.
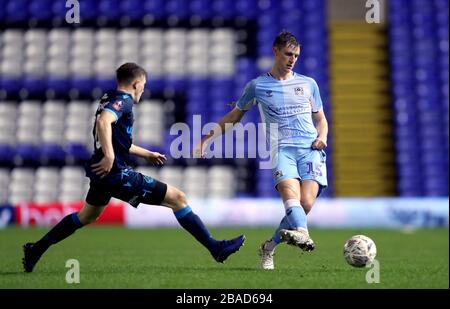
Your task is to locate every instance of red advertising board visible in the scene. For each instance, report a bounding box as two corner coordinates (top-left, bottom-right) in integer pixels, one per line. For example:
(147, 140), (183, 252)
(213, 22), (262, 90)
(15, 201), (125, 226)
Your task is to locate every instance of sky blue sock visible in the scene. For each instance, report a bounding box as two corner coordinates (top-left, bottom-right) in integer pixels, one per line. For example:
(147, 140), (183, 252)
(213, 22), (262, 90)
(271, 216), (291, 244)
(174, 206), (218, 252)
(285, 205), (308, 230)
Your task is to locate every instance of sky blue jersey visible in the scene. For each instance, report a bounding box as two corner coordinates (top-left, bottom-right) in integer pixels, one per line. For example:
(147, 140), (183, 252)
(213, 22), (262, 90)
(236, 72), (323, 149)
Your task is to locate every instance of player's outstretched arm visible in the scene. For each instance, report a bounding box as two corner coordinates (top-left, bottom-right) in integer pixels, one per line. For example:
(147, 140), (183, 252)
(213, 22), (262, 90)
(311, 109), (328, 150)
(129, 144), (167, 165)
(193, 107), (246, 158)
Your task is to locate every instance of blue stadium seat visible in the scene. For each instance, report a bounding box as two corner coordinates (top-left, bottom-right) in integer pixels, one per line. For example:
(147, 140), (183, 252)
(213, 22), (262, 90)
(6, 0), (28, 22)
(258, 14), (279, 28)
(281, 0), (300, 11)
(52, 0), (67, 20)
(396, 139), (421, 151)
(121, 0), (145, 20)
(437, 11), (449, 27)
(186, 103), (205, 115)
(165, 0), (189, 19)
(425, 187), (449, 196)
(71, 77), (94, 95)
(23, 77), (45, 95)
(15, 143), (40, 166)
(95, 77), (116, 93)
(47, 77), (70, 96)
(65, 143), (91, 163)
(398, 184), (422, 197)
(304, 12), (325, 27)
(79, 0), (98, 21)
(164, 76), (187, 91)
(144, 0), (166, 18)
(146, 77), (164, 93)
(189, 0), (212, 19)
(422, 151), (448, 164)
(236, 58), (256, 72)
(0, 77), (22, 94)
(0, 0), (7, 20)
(303, 0), (325, 10)
(0, 144), (14, 166)
(397, 152), (421, 165)
(29, 0), (53, 20)
(235, 0), (258, 18)
(212, 0), (235, 18)
(41, 143), (66, 165)
(210, 85), (233, 100)
(210, 101), (229, 114)
(98, 0), (121, 20)
(257, 0), (280, 11)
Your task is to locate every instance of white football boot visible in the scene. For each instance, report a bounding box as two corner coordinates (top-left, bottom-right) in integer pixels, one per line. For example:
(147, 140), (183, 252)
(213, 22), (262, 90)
(258, 240), (275, 270)
(280, 228), (315, 252)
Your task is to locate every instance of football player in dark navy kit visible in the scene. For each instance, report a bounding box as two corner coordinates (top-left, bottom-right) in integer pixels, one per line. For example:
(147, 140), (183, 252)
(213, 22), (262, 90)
(23, 63), (245, 272)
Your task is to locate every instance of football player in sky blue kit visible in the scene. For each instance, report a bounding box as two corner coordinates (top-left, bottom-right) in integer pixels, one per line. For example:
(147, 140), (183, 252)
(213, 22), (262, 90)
(23, 63), (245, 272)
(196, 32), (328, 270)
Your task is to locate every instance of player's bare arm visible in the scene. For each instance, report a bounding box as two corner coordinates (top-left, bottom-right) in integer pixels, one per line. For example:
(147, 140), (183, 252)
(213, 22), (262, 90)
(311, 109), (328, 150)
(194, 107), (247, 158)
(129, 144), (167, 165)
(91, 110), (116, 177)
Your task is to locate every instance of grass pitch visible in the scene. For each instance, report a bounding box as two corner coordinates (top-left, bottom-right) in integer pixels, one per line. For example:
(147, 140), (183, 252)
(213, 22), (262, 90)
(0, 227), (447, 288)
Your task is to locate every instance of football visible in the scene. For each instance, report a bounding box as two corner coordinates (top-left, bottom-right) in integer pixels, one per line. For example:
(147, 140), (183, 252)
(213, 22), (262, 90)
(343, 235), (377, 267)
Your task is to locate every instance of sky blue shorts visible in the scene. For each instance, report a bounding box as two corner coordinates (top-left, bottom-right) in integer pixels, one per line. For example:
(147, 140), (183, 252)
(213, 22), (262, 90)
(271, 146), (328, 196)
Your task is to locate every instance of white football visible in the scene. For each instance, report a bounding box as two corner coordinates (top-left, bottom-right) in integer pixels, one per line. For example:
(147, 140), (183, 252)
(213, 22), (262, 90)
(343, 235), (377, 267)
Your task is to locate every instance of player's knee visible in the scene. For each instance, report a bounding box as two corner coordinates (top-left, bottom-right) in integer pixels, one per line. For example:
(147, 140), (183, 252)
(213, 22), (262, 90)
(175, 190), (188, 209)
(278, 187), (299, 200)
(77, 210), (101, 225)
(166, 188), (188, 210)
(77, 213), (97, 225)
(300, 196), (315, 214)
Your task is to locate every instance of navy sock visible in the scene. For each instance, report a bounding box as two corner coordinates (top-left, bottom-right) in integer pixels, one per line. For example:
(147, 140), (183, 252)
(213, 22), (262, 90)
(34, 213), (83, 253)
(174, 206), (218, 252)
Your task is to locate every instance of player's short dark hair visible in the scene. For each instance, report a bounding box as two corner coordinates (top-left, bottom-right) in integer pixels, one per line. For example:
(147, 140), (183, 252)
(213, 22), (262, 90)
(116, 62), (147, 86)
(273, 31), (301, 49)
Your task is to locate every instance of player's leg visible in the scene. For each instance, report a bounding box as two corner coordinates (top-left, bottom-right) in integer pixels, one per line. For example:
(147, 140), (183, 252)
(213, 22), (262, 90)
(22, 183), (110, 272)
(259, 216), (289, 270)
(259, 149), (302, 269)
(277, 148), (328, 252)
(297, 148), (328, 214)
(273, 148), (309, 237)
(161, 185), (245, 263)
(114, 171), (245, 263)
(277, 178), (315, 251)
(299, 180), (320, 214)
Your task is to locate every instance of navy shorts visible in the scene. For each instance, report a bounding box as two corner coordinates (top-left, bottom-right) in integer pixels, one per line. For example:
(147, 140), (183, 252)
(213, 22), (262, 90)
(85, 167), (168, 207)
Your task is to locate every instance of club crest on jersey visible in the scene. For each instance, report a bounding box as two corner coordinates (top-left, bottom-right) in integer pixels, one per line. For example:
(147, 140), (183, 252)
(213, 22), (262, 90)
(295, 87), (304, 96)
(266, 90), (273, 97)
(112, 100), (123, 111)
(274, 170), (284, 178)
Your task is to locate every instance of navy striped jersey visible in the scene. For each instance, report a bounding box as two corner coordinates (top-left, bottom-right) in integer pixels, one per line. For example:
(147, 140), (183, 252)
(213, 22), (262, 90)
(91, 90), (135, 170)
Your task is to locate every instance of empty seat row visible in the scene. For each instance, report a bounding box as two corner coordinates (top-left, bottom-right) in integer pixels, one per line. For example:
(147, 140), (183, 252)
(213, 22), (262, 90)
(0, 165), (236, 204)
(0, 28), (236, 78)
